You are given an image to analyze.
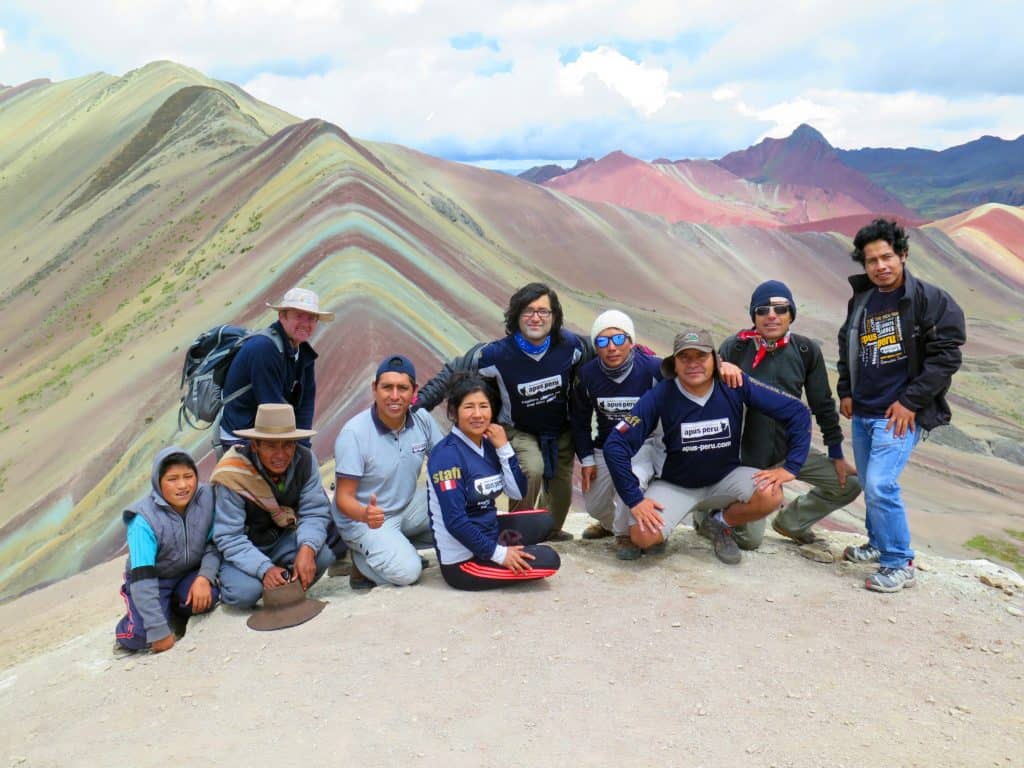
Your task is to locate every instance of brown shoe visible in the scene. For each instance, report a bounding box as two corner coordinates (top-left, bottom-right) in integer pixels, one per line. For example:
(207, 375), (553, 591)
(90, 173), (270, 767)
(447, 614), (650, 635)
(581, 522), (613, 540)
(771, 517), (825, 546)
(349, 562), (375, 591)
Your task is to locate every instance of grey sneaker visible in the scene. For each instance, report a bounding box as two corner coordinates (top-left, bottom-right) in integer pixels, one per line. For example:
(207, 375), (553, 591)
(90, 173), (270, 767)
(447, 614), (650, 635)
(693, 509), (719, 541)
(615, 535), (642, 561)
(865, 563), (916, 593)
(843, 542), (881, 563)
(705, 515), (741, 565)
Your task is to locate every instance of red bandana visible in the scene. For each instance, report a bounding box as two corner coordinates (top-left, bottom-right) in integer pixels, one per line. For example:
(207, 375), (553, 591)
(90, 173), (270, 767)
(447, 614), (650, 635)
(737, 329), (789, 369)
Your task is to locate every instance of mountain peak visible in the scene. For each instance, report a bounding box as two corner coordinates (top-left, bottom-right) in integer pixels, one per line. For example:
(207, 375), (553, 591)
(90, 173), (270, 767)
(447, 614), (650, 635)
(789, 123), (830, 147)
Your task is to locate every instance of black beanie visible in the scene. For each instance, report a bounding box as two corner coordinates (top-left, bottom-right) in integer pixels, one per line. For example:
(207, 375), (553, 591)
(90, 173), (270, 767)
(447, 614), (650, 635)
(749, 280), (796, 321)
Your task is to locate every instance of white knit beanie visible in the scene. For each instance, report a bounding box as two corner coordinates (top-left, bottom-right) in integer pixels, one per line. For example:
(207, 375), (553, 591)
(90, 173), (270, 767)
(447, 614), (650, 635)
(591, 310), (635, 344)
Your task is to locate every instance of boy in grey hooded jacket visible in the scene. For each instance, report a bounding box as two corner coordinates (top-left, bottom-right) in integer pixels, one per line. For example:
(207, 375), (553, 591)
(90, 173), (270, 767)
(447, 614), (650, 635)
(115, 447), (220, 652)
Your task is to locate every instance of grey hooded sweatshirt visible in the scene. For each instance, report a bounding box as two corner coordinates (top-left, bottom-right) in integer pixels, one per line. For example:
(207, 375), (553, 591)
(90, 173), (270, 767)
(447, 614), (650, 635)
(123, 446), (220, 643)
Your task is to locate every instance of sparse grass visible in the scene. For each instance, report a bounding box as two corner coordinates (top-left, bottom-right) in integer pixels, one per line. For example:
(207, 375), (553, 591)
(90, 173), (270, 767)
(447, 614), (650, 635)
(965, 531), (1024, 571)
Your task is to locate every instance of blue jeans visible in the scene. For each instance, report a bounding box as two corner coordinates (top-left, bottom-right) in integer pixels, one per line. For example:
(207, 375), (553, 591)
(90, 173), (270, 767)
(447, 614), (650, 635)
(851, 415), (922, 568)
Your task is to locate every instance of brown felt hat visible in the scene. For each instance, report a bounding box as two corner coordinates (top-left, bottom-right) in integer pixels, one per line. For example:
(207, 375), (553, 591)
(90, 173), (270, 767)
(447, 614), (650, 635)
(246, 579), (327, 631)
(660, 328), (716, 379)
(233, 403), (317, 441)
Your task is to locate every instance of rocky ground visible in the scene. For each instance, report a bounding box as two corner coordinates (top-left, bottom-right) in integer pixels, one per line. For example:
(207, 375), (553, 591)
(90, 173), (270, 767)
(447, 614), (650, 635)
(1, 514), (1022, 768)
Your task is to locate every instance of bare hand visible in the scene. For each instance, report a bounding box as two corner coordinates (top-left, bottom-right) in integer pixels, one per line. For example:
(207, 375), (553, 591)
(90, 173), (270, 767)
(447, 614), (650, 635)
(185, 575), (213, 613)
(580, 465), (596, 493)
(885, 400), (916, 438)
(364, 493), (385, 529)
(753, 467), (796, 493)
(502, 545), (535, 574)
(262, 565), (289, 590)
(719, 361), (743, 388)
(293, 544), (317, 590)
(839, 397), (853, 419)
(630, 498), (665, 534)
(150, 633), (175, 653)
(483, 423), (508, 448)
(831, 457), (857, 489)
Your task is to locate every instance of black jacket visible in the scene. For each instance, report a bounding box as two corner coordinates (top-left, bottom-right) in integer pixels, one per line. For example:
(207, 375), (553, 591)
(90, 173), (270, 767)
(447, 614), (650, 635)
(720, 332), (842, 468)
(837, 267), (966, 431)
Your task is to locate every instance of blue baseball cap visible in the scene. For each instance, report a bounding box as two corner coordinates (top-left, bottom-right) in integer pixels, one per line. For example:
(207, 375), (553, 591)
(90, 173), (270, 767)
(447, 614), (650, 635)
(375, 354), (416, 383)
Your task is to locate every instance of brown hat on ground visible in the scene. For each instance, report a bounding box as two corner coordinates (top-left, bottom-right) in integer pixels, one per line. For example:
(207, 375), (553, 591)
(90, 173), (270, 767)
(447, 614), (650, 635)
(247, 579), (327, 631)
(661, 328), (716, 379)
(234, 403), (317, 441)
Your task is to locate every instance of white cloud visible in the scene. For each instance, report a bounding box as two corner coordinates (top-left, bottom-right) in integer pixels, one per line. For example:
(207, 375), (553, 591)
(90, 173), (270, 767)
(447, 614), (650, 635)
(559, 46), (671, 116)
(3, 0), (1023, 160)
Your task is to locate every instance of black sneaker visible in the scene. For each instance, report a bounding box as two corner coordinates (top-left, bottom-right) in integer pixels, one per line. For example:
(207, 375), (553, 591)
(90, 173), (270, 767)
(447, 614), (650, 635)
(546, 529), (575, 542)
(705, 515), (741, 565)
(349, 562), (375, 591)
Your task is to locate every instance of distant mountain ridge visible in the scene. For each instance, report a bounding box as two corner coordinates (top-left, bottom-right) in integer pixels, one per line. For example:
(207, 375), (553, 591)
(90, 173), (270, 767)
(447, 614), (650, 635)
(519, 124), (1024, 226)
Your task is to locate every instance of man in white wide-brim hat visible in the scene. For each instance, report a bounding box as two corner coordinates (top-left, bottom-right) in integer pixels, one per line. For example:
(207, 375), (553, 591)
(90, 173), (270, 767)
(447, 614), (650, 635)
(212, 403), (336, 608)
(218, 286), (334, 455)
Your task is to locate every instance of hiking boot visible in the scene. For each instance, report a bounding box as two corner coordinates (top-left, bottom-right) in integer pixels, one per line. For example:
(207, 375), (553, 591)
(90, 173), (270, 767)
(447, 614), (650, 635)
(843, 542), (881, 563)
(546, 529), (575, 542)
(705, 515), (741, 565)
(865, 563), (916, 593)
(693, 510), (719, 541)
(772, 518), (825, 545)
(349, 563), (375, 591)
(581, 522), (613, 540)
(644, 541), (667, 555)
(615, 535), (642, 561)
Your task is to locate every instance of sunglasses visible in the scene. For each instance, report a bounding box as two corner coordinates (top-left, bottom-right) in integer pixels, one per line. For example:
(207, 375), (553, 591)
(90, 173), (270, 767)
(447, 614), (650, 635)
(594, 333), (629, 348)
(754, 304), (791, 317)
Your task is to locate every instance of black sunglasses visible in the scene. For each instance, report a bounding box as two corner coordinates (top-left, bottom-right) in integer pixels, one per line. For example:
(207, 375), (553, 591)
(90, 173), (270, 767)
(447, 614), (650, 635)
(754, 304), (791, 317)
(594, 333), (629, 348)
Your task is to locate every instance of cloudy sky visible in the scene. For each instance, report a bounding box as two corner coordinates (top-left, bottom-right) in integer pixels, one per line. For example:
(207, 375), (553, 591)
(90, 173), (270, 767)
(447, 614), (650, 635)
(3, 1), (1022, 166)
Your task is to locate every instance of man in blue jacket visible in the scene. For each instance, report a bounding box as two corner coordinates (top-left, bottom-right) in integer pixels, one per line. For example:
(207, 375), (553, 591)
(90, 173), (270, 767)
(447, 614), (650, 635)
(218, 287), (334, 454)
(837, 219), (965, 593)
(604, 329), (811, 565)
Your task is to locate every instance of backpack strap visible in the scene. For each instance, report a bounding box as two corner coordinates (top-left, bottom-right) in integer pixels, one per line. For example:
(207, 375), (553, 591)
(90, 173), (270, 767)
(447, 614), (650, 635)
(220, 326), (287, 406)
(789, 333), (816, 377)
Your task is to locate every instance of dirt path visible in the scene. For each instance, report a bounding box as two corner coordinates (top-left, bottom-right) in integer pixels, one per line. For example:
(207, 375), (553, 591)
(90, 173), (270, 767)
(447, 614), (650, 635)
(1, 516), (1022, 768)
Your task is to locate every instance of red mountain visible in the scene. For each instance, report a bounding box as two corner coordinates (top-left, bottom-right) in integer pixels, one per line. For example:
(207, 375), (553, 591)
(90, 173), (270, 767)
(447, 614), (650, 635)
(717, 124), (920, 219)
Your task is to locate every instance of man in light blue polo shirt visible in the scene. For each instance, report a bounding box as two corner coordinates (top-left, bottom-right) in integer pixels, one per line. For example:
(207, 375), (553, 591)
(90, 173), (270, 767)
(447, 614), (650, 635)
(333, 355), (444, 588)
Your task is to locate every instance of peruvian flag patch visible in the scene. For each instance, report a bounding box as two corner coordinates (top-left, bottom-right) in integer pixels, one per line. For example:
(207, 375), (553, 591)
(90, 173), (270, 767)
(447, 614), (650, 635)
(439, 478), (458, 491)
(615, 420), (629, 433)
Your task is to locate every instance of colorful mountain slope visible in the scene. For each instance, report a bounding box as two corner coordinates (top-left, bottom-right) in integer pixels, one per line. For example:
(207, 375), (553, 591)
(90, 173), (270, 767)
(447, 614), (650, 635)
(1, 63), (1022, 598)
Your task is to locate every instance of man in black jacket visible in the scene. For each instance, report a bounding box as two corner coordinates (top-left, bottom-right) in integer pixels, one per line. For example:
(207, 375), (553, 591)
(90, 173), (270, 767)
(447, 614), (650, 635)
(837, 219), (965, 593)
(718, 280), (861, 552)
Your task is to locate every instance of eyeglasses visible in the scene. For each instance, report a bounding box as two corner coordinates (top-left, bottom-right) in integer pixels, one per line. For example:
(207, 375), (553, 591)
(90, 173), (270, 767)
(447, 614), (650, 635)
(754, 304), (791, 317)
(521, 308), (553, 319)
(594, 333), (629, 348)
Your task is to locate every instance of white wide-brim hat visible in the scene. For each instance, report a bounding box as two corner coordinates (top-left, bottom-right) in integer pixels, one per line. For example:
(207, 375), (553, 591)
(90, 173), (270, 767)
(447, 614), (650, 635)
(267, 288), (335, 321)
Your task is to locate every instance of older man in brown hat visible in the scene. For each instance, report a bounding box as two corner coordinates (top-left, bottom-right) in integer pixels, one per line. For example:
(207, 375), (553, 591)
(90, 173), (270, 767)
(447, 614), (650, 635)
(603, 329), (811, 565)
(218, 286), (334, 454)
(212, 403), (335, 608)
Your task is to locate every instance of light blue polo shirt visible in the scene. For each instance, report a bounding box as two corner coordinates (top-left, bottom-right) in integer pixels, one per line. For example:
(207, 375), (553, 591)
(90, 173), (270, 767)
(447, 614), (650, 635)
(334, 406), (444, 515)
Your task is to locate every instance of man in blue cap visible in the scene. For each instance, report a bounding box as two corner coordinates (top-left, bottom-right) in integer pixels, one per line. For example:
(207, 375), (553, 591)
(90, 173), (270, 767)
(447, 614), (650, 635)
(333, 355), (445, 588)
(715, 280), (861, 552)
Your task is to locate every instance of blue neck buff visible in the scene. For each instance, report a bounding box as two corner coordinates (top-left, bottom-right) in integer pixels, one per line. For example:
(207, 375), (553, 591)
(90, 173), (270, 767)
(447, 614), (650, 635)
(514, 331), (551, 356)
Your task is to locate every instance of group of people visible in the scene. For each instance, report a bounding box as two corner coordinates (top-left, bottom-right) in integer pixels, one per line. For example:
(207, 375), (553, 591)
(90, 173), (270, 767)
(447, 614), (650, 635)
(115, 218), (966, 653)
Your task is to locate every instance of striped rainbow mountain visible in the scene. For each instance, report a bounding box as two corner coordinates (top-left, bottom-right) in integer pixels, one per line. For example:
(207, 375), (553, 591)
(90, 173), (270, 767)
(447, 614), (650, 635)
(1, 61), (1022, 598)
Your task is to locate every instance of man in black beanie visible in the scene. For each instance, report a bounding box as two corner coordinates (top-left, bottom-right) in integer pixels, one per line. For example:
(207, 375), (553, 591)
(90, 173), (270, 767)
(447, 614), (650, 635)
(714, 280), (861, 553)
